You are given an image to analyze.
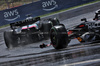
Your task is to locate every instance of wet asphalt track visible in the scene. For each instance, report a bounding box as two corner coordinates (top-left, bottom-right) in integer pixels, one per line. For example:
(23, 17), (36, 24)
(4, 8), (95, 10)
(0, 11), (100, 66)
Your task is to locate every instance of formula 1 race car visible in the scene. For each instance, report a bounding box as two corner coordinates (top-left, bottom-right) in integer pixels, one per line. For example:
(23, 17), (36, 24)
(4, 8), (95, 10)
(4, 16), (60, 49)
(40, 9), (100, 49)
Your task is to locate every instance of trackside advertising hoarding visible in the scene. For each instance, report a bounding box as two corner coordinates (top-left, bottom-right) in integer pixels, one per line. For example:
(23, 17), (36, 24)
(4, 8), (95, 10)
(0, 0), (96, 26)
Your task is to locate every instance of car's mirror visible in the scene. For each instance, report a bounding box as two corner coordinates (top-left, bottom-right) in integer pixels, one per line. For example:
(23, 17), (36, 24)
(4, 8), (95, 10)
(81, 18), (87, 22)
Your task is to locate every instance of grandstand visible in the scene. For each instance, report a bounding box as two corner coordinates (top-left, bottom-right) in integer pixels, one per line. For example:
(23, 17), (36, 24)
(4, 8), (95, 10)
(0, 0), (39, 11)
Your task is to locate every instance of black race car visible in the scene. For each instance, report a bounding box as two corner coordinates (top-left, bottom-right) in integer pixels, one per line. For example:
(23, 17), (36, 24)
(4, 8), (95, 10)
(4, 16), (60, 49)
(40, 9), (100, 49)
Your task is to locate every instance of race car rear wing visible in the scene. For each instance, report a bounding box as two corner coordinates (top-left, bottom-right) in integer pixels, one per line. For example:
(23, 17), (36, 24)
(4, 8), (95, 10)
(10, 17), (40, 29)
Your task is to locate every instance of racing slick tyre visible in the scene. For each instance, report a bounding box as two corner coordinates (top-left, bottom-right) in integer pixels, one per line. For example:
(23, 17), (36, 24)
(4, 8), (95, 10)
(4, 31), (18, 49)
(50, 24), (69, 49)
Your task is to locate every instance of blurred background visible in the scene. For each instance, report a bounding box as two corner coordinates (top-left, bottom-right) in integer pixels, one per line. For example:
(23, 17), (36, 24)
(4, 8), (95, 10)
(0, 0), (39, 11)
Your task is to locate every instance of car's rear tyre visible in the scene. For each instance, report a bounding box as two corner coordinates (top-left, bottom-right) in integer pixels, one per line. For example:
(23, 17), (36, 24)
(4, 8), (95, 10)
(4, 31), (18, 49)
(42, 22), (52, 39)
(41, 18), (60, 40)
(50, 24), (69, 49)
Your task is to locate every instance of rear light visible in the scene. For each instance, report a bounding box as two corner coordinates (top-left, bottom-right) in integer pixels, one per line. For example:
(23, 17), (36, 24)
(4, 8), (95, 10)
(68, 30), (73, 35)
